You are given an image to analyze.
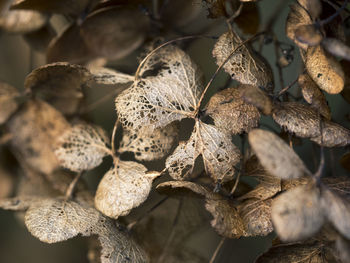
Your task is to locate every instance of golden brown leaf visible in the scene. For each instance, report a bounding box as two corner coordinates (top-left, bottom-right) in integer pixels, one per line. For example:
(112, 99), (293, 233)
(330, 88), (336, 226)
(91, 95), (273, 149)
(298, 0), (322, 19)
(248, 129), (311, 180)
(295, 24), (323, 47)
(212, 31), (274, 91)
(305, 45), (344, 94)
(0, 81), (19, 124)
(310, 120), (350, 147)
(271, 184), (324, 242)
(239, 84), (272, 115)
(206, 87), (260, 134)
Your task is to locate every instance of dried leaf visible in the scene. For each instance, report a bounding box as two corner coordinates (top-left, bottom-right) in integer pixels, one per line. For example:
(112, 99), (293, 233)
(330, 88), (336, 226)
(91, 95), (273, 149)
(335, 236), (350, 263)
(321, 187), (350, 239)
(238, 198), (273, 236)
(271, 185), (324, 242)
(7, 99), (70, 174)
(322, 38), (350, 61)
(286, 3), (313, 50)
(0, 8), (47, 33)
(115, 45), (203, 131)
(248, 129), (311, 180)
(311, 120), (350, 147)
(55, 124), (110, 172)
(25, 62), (91, 115)
(0, 81), (19, 124)
(203, 0), (236, 19)
(166, 120), (241, 183)
(156, 181), (210, 199)
(80, 7), (150, 60)
(206, 86), (260, 134)
(298, 73), (331, 120)
(90, 67), (134, 85)
(272, 102), (321, 138)
(295, 24), (322, 47)
(298, 0), (322, 19)
(239, 84), (272, 115)
(212, 31), (274, 91)
(119, 123), (178, 161)
(305, 45), (344, 94)
(94, 161), (160, 219)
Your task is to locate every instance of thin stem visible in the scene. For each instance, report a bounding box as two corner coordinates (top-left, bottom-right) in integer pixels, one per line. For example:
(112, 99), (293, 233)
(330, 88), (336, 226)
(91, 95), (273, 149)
(277, 74), (300, 97)
(318, 0), (349, 27)
(226, 2), (243, 27)
(273, 35), (285, 92)
(230, 172), (241, 196)
(194, 31), (266, 115)
(65, 172), (83, 201)
(111, 119), (119, 157)
(209, 237), (226, 263)
(314, 113), (325, 180)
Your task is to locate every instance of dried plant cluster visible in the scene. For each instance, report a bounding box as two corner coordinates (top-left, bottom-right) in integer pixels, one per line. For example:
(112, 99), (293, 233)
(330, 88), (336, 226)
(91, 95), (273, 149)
(0, 0), (350, 262)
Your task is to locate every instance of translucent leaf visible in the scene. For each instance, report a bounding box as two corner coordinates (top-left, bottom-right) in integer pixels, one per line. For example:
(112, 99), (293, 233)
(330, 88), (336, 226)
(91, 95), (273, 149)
(115, 45), (203, 131)
(310, 120), (350, 147)
(7, 99), (70, 174)
(298, 73), (331, 120)
(206, 87), (260, 134)
(239, 84), (272, 115)
(55, 124), (111, 172)
(119, 123), (178, 161)
(94, 161), (160, 219)
(305, 45), (344, 94)
(272, 102), (321, 138)
(90, 67), (134, 85)
(212, 31), (274, 91)
(0, 81), (19, 124)
(166, 120), (241, 183)
(80, 7), (150, 60)
(271, 185), (324, 242)
(248, 129), (311, 180)
(321, 187), (350, 240)
(322, 38), (350, 61)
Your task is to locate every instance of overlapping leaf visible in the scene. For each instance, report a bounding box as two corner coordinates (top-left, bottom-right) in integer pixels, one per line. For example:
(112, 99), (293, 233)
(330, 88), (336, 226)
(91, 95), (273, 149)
(0, 81), (20, 124)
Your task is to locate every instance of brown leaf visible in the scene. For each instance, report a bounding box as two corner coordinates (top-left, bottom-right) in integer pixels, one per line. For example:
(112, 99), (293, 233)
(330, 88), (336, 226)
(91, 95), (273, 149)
(203, 0), (236, 19)
(212, 31), (274, 91)
(305, 45), (344, 94)
(298, 73), (331, 120)
(166, 120), (241, 183)
(271, 184), (324, 242)
(310, 120), (350, 147)
(54, 124), (111, 172)
(0, 81), (20, 124)
(322, 38), (350, 61)
(90, 67), (134, 85)
(119, 123), (178, 161)
(298, 0), (322, 20)
(295, 24), (323, 47)
(7, 99), (70, 174)
(24, 62), (91, 115)
(272, 102), (321, 138)
(80, 7), (150, 60)
(239, 84), (272, 115)
(248, 129), (311, 180)
(115, 45), (203, 131)
(23, 23), (56, 52)
(94, 161), (160, 219)
(156, 180), (210, 199)
(206, 86), (260, 134)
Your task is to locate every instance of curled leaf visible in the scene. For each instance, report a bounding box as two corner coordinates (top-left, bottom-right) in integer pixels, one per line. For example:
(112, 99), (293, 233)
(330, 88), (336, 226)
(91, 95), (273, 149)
(239, 84), (272, 115)
(271, 185), (324, 242)
(206, 86), (260, 134)
(94, 161), (160, 219)
(0, 81), (19, 124)
(294, 24), (322, 47)
(248, 129), (311, 180)
(54, 124), (111, 172)
(212, 31), (273, 91)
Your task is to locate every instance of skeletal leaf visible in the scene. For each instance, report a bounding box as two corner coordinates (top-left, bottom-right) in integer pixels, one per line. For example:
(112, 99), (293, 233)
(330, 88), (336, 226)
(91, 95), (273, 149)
(272, 102), (321, 138)
(0, 8), (47, 33)
(25, 198), (100, 243)
(0, 81), (20, 124)
(90, 67), (134, 85)
(212, 31), (273, 91)
(248, 129), (311, 180)
(119, 123), (178, 161)
(305, 45), (344, 94)
(25, 62), (91, 115)
(271, 185), (324, 242)
(310, 120), (350, 147)
(206, 87), (260, 134)
(115, 45), (203, 131)
(7, 99), (70, 174)
(294, 24), (322, 47)
(298, 73), (331, 120)
(321, 187), (350, 239)
(256, 241), (338, 263)
(322, 38), (350, 61)
(285, 3), (313, 50)
(166, 120), (241, 183)
(239, 84), (272, 115)
(94, 161), (160, 219)
(80, 7), (150, 60)
(156, 181), (210, 199)
(55, 124), (110, 172)
(238, 199), (273, 236)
